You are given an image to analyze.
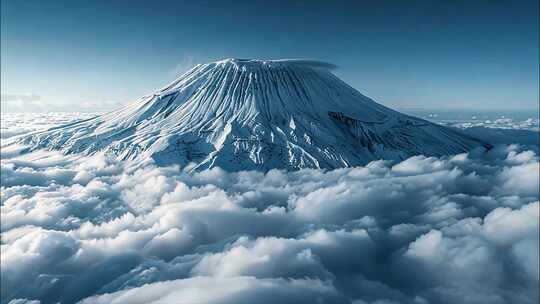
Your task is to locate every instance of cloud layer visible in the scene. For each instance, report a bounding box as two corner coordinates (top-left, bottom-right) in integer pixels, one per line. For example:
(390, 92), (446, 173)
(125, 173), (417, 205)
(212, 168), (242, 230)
(1, 140), (538, 304)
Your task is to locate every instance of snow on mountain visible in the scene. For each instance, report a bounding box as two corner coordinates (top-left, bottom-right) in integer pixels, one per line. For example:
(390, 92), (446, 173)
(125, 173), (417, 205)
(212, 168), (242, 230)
(13, 59), (488, 171)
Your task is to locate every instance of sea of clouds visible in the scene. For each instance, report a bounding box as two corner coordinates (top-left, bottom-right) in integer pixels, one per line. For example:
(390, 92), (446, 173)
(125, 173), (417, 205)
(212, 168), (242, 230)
(1, 113), (539, 304)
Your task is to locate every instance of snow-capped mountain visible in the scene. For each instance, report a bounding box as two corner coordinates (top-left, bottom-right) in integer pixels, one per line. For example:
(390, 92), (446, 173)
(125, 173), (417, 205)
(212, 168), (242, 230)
(16, 59), (487, 171)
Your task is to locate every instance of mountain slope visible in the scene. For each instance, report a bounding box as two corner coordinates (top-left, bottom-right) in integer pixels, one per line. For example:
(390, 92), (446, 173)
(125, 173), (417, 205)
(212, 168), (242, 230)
(15, 59), (487, 171)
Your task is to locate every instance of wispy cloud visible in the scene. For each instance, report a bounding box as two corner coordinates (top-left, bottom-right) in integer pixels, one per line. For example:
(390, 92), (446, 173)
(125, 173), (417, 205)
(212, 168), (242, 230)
(169, 54), (199, 78)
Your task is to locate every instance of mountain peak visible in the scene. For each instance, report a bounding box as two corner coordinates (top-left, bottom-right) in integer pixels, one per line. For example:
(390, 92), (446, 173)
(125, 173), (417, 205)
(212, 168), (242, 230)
(15, 59), (486, 171)
(210, 58), (338, 70)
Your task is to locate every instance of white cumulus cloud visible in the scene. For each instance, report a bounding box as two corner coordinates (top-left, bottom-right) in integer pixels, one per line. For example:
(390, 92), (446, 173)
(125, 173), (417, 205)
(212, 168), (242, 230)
(0, 114), (539, 304)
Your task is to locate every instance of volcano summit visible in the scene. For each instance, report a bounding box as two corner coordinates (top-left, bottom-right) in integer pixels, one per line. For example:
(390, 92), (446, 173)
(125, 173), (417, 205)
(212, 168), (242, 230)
(17, 59), (486, 171)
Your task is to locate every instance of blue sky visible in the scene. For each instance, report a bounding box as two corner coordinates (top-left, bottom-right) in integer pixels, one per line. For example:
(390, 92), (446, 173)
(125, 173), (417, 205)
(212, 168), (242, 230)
(1, 0), (538, 112)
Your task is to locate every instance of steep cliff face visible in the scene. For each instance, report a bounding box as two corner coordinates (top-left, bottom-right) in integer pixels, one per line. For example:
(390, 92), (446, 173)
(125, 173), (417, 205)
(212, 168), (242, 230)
(16, 59), (487, 171)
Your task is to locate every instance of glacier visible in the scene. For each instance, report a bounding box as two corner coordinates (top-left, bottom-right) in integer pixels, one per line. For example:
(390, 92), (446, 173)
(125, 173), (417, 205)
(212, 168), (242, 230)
(12, 58), (488, 171)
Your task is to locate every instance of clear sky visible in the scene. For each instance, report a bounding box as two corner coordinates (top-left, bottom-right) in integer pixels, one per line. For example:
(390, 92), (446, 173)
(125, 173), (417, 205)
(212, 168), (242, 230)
(1, 0), (538, 112)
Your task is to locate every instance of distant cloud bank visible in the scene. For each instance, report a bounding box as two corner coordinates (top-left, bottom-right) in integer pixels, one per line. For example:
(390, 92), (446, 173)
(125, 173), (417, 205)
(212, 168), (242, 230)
(1, 93), (42, 102)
